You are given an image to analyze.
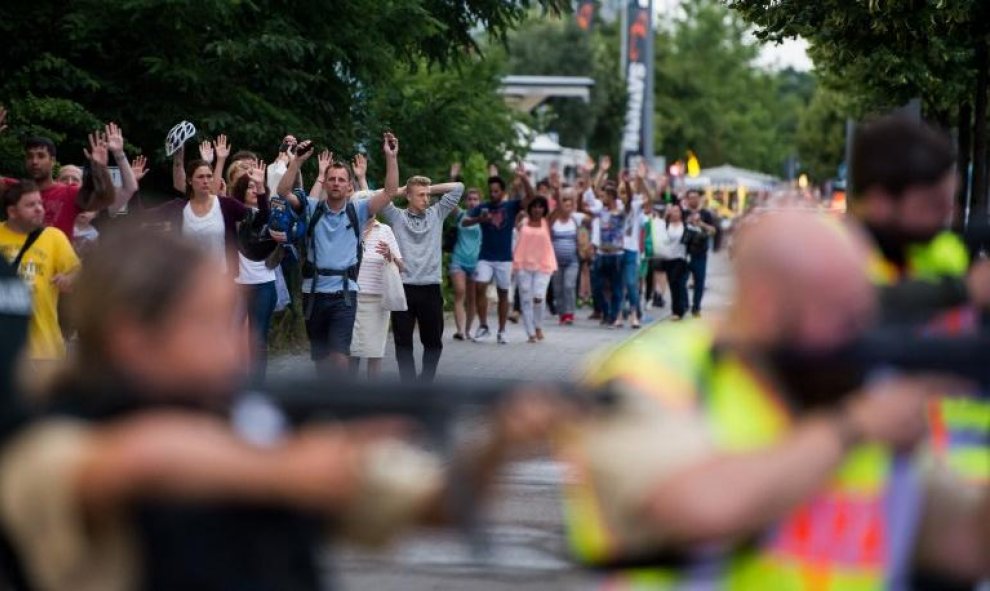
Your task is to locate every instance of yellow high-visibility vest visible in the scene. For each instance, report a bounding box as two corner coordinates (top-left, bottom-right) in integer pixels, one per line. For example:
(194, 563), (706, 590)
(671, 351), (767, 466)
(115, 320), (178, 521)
(563, 322), (915, 590)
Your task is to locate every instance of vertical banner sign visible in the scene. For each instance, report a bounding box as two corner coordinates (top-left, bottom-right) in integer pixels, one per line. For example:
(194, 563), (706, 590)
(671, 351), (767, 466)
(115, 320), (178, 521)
(621, 0), (655, 168)
(576, 0), (597, 31)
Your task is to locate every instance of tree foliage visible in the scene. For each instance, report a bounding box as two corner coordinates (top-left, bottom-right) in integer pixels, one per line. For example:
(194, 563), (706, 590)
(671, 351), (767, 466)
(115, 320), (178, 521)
(0, 0), (566, 186)
(729, 0), (990, 206)
(504, 16), (627, 158)
(654, 0), (812, 176)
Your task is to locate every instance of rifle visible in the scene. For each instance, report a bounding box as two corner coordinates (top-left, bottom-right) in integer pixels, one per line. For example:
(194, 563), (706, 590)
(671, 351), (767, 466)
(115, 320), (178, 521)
(241, 375), (609, 558)
(235, 330), (990, 556)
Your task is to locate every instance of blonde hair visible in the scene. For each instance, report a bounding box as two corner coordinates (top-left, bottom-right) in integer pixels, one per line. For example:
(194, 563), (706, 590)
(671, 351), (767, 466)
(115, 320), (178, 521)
(405, 176), (431, 190)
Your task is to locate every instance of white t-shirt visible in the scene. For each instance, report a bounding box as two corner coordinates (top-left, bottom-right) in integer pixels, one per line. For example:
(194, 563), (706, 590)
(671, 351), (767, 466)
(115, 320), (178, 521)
(622, 195), (645, 252)
(357, 222), (402, 295)
(266, 161), (289, 195)
(653, 221), (687, 261)
(182, 196), (227, 273)
(236, 253), (277, 285)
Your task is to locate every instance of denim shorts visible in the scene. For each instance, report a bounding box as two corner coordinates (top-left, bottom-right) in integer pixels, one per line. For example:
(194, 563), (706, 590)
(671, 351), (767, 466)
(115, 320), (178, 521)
(303, 292), (357, 360)
(449, 261), (477, 277)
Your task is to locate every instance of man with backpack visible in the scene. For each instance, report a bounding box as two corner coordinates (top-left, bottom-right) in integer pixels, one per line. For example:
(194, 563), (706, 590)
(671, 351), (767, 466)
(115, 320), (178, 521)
(274, 133), (399, 374)
(0, 181), (80, 365)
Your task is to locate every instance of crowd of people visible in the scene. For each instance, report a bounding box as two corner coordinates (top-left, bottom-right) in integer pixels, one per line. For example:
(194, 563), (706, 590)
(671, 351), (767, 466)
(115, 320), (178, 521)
(5, 105), (990, 591)
(0, 106), (727, 384)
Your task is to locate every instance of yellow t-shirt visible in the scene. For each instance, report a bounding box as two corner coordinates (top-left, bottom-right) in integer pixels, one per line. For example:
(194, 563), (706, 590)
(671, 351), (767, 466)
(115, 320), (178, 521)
(0, 223), (80, 359)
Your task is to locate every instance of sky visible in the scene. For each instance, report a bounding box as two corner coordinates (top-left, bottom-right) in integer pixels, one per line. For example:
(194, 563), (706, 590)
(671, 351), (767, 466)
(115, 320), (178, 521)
(754, 36), (813, 72)
(648, 0), (814, 72)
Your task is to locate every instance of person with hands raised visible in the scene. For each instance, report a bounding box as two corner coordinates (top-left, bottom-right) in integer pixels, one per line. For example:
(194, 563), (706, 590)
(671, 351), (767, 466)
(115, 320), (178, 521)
(275, 133), (398, 374)
(145, 151), (269, 276)
(102, 122), (140, 214)
(382, 172), (464, 382)
(308, 149), (333, 199)
(2, 124), (116, 241)
(462, 162), (536, 344)
(230, 159), (278, 380)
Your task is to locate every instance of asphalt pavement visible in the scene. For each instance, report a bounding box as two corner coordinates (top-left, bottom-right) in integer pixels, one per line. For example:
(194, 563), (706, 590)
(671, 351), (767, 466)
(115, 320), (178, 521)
(270, 252), (734, 590)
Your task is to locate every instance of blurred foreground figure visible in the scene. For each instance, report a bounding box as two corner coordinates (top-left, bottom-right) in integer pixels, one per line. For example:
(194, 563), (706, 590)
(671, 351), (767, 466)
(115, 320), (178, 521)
(0, 229), (555, 591)
(561, 211), (988, 589)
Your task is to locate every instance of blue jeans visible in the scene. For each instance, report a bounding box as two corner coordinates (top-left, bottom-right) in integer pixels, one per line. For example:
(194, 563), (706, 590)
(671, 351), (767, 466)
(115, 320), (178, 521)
(596, 254), (624, 324)
(243, 281), (276, 381)
(688, 255), (708, 314)
(621, 250), (641, 321)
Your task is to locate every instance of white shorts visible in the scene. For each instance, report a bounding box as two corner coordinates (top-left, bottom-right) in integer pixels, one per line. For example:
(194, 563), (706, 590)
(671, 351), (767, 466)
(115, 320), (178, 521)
(350, 293), (391, 358)
(474, 260), (513, 291)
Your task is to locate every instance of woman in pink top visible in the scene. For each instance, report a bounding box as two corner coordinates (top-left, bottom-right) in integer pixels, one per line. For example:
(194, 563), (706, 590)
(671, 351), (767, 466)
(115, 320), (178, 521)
(513, 197), (557, 343)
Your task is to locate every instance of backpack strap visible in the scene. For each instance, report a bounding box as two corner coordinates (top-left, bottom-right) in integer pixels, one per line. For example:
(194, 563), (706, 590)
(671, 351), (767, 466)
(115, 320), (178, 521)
(304, 201), (328, 319)
(10, 228), (44, 271)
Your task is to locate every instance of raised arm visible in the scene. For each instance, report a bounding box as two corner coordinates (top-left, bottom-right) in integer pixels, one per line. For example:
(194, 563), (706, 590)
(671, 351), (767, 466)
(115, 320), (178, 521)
(310, 150), (332, 200)
(172, 145), (186, 193)
(366, 132), (399, 216)
(104, 123), (138, 213)
(352, 153), (369, 192)
(634, 160), (653, 204)
(594, 155), (611, 190)
(79, 131), (117, 212)
(212, 134), (230, 195)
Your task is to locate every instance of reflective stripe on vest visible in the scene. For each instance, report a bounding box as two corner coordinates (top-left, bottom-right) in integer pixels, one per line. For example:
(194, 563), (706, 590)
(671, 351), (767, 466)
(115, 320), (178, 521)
(565, 323), (910, 590)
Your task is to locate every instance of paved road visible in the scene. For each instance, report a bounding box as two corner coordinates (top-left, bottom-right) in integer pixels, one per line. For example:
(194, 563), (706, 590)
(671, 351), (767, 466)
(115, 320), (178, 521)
(270, 253), (734, 590)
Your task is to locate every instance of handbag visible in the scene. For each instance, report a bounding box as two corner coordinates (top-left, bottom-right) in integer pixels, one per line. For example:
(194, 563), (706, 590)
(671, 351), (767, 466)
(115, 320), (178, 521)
(381, 261), (408, 312)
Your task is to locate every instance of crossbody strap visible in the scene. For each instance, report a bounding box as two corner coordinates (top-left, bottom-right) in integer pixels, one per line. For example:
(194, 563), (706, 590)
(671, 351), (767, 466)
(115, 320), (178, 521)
(10, 228), (44, 270)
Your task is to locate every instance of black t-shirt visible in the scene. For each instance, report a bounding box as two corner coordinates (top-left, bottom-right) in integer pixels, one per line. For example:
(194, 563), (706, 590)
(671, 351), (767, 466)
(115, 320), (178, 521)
(687, 208), (716, 256)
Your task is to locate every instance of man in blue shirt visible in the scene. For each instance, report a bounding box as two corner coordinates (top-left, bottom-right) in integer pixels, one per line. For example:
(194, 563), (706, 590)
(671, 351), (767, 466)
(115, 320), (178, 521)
(461, 166), (534, 344)
(275, 134), (398, 373)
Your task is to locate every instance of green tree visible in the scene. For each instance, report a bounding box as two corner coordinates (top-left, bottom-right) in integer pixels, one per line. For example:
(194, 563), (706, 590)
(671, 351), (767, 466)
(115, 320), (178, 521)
(0, 0), (567, 186)
(796, 86), (850, 183)
(654, 0), (811, 176)
(729, 0), (990, 215)
(504, 17), (627, 158)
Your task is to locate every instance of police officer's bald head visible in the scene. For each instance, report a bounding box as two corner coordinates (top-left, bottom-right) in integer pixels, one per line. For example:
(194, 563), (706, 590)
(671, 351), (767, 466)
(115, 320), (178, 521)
(729, 210), (876, 350)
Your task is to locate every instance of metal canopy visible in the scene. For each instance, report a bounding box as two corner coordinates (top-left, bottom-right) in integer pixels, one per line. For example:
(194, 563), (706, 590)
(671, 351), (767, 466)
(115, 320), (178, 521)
(499, 75), (595, 112)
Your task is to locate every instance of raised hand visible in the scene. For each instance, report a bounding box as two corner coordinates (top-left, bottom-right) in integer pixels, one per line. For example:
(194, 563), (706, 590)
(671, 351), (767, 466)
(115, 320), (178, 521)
(84, 131), (109, 167)
(249, 159), (267, 193)
(199, 139), (215, 164)
(0, 106), (7, 134)
(514, 162), (527, 179)
(352, 153), (367, 179)
(488, 163), (499, 177)
(599, 154), (611, 173)
(636, 158), (648, 179)
(318, 150), (333, 176)
(132, 155), (149, 182)
(450, 161), (462, 180)
(214, 134), (230, 160)
(105, 122), (125, 155)
(382, 132), (399, 157)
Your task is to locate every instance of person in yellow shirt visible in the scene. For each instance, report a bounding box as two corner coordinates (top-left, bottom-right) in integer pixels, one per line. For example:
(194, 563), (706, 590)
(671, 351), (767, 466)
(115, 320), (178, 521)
(0, 180), (80, 360)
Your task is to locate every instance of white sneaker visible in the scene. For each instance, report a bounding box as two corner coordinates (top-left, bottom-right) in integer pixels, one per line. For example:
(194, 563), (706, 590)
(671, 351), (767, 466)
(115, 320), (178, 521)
(474, 325), (491, 341)
(497, 332), (508, 345)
